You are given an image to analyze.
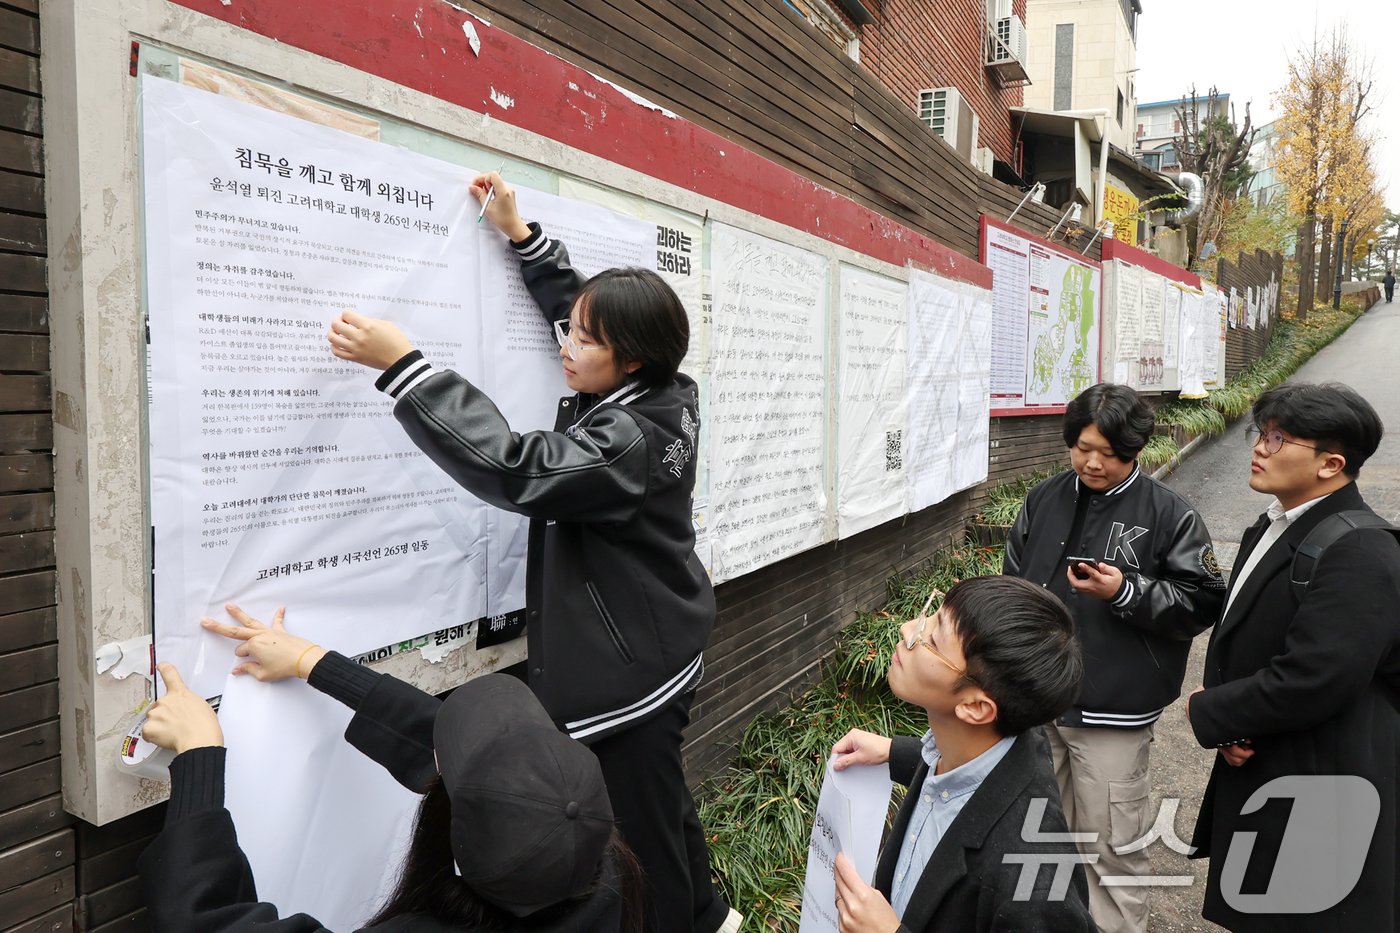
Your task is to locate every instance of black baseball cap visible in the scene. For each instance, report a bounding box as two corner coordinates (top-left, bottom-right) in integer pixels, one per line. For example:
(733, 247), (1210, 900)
(432, 674), (614, 917)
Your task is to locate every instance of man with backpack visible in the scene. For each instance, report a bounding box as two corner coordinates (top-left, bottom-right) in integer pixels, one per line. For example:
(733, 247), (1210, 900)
(1187, 382), (1400, 931)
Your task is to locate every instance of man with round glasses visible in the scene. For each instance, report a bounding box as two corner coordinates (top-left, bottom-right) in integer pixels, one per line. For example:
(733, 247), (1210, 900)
(1186, 382), (1400, 930)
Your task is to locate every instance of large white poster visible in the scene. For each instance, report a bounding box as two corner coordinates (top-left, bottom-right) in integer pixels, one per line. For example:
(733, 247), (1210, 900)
(708, 225), (827, 581)
(144, 76), (488, 700)
(143, 77), (656, 699)
(1138, 273), (1166, 390)
(836, 266), (908, 539)
(955, 282), (994, 493)
(905, 271), (962, 511)
(477, 187), (655, 617)
(982, 218), (1100, 412)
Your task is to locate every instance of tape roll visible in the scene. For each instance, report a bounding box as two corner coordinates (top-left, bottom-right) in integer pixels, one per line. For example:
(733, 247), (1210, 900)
(115, 716), (177, 780)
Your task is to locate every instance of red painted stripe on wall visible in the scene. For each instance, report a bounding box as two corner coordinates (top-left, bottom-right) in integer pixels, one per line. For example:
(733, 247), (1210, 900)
(1103, 238), (1200, 288)
(166, 0), (992, 288)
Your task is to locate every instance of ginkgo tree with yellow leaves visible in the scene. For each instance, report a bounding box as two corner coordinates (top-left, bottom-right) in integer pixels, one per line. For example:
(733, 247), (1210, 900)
(1272, 27), (1385, 318)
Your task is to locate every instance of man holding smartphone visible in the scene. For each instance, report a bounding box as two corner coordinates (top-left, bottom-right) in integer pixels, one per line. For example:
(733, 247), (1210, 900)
(1004, 383), (1226, 933)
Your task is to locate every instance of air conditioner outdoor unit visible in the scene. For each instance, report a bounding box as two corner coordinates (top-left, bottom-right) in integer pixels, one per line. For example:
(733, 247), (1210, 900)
(974, 147), (995, 175)
(918, 87), (978, 161)
(989, 15), (1028, 67)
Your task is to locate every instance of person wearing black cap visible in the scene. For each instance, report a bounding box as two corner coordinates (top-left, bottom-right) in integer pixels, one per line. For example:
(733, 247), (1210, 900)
(136, 645), (643, 933)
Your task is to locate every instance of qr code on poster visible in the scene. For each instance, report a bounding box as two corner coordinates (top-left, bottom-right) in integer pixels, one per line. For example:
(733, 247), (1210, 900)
(885, 430), (902, 472)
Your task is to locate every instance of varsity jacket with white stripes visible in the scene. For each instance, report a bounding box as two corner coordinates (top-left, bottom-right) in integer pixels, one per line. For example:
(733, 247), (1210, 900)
(1003, 466), (1226, 728)
(373, 225), (712, 743)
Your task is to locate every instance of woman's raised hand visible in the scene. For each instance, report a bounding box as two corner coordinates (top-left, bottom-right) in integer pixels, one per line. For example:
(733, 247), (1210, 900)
(142, 663), (224, 754)
(327, 309), (414, 371)
(469, 171), (531, 242)
(202, 604), (327, 682)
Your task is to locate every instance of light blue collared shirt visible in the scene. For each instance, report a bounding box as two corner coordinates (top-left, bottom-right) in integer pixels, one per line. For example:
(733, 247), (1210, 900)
(889, 730), (1016, 918)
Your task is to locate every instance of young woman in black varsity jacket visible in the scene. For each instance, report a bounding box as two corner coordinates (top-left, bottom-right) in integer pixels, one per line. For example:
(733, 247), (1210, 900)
(327, 171), (735, 933)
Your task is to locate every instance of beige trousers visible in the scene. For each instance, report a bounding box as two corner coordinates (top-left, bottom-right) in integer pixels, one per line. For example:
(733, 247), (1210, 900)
(1044, 722), (1155, 933)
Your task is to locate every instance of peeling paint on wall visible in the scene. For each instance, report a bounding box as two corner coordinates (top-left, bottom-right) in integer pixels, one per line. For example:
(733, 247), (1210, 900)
(588, 72), (678, 119)
(461, 20), (480, 56)
(488, 87), (513, 110)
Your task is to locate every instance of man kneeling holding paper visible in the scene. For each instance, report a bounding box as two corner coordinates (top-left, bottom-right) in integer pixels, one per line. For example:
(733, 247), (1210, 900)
(829, 575), (1094, 932)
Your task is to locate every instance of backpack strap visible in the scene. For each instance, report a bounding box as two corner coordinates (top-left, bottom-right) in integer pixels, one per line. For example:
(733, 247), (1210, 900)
(1290, 509), (1400, 602)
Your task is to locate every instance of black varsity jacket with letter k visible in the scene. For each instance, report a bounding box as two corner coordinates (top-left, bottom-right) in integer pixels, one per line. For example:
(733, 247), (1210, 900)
(1004, 466), (1226, 728)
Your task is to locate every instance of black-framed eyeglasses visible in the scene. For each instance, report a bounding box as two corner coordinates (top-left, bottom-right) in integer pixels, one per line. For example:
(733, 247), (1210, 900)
(1245, 424), (1324, 456)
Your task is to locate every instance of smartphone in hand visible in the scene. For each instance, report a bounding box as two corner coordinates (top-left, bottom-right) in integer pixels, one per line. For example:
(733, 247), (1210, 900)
(1065, 556), (1102, 579)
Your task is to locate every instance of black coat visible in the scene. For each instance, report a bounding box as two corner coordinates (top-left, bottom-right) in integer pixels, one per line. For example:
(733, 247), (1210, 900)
(1189, 482), (1400, 931)
(874, 730), (1094, 932)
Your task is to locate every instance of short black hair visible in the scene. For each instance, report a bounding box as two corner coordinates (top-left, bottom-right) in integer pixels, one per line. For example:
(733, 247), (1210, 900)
(1062, 383), (1155, 461)
(1252, 382), (1384, 478)
(941, 576), (1082, 737)
(574, 268), (689, 389)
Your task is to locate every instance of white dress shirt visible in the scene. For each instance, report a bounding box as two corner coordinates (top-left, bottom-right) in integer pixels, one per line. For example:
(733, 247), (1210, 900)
(1221, 492), (1334, 619)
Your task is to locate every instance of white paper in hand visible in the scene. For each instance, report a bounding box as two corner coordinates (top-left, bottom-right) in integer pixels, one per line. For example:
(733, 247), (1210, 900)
(798, 755), (893, 933)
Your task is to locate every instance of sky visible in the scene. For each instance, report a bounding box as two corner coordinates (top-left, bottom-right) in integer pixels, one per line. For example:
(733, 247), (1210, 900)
(1134, 1), (1400, 213)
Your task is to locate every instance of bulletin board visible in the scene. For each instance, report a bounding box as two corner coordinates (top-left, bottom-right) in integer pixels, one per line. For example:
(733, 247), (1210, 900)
(980, 215), (1103, 416)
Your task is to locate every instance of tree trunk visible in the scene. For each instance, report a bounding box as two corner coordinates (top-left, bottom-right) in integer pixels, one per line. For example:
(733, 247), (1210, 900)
(1317, 216), (1334, 310)
(1296, 218), (1316, 318)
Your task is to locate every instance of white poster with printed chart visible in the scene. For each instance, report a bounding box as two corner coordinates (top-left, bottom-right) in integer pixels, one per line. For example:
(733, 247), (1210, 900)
(836, 265), (908, 539)
(142, 75), (490, 701)
(708, 224), (828, 582)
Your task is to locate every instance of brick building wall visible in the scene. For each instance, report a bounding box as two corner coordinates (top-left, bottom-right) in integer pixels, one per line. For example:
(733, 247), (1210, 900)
(856, 0), (1026, 163)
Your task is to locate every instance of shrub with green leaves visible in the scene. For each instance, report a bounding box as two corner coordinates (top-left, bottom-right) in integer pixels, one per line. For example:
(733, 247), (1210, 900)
(974, 468), (1065, 527)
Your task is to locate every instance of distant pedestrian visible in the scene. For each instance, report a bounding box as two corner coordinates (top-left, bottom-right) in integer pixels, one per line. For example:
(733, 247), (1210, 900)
(1384, 268), (1395, 302)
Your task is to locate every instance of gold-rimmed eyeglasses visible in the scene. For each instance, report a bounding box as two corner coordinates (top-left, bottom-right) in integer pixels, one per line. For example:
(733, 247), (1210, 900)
(903, 588), (966, 676)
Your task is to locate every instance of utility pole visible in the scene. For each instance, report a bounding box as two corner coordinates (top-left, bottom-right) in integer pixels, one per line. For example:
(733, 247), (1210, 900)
(1333, 219), (1349, 309)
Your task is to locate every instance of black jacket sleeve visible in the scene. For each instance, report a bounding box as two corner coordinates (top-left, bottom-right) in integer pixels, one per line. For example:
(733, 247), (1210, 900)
(308, 651), (439, 793)
(137, 747), (335, 933)
(511, 223), (587, 326)
(1189, 529), (1400, 746)
(374, 359), (650, 525)
(1002, 498), (1033, 577)
(1111, 508), (1225, 640)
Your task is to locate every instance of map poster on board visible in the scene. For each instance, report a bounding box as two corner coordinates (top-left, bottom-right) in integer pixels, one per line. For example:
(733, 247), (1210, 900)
(980, 216), (1101, 415)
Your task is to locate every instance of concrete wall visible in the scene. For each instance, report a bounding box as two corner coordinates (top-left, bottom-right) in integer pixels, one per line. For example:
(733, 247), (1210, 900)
(1023, 0), (1137, 150)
